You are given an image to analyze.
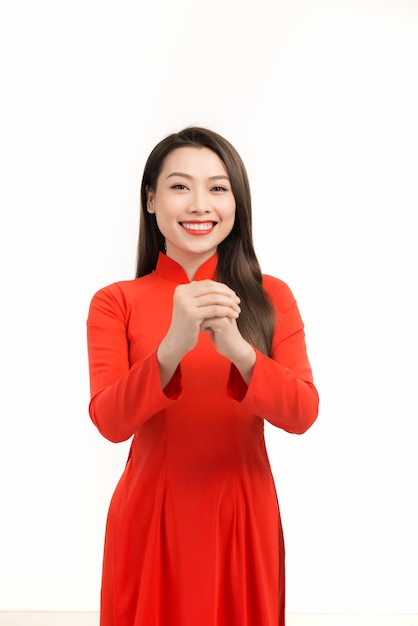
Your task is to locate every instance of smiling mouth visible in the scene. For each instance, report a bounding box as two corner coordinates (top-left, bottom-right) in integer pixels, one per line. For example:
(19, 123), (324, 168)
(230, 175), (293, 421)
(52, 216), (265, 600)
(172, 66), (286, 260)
(179, 221), (217, 232)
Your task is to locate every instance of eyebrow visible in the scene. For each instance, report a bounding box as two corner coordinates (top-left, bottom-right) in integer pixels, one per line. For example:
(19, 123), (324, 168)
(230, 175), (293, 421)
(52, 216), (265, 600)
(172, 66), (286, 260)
(165, 172), (230, 181)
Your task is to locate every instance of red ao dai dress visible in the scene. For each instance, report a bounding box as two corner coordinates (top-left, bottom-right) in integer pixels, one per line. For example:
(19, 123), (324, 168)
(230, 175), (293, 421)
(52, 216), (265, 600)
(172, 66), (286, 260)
(87, 252), (319, 626)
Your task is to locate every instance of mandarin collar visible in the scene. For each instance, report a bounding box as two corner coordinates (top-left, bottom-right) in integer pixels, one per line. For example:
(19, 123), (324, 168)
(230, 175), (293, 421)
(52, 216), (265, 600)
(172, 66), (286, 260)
(154, 252), (218, 283)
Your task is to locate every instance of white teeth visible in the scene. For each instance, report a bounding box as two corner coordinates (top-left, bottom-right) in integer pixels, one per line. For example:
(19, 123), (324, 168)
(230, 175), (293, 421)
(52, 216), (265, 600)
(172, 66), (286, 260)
(181, 222), (215, 231)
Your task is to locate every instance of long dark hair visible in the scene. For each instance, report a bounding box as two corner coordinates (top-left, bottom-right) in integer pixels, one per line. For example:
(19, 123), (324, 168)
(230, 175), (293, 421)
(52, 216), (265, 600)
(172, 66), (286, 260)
(136, 127), (275, 355)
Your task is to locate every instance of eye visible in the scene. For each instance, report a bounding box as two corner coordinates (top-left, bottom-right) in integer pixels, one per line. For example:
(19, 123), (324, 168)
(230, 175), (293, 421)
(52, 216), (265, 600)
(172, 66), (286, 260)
(211, 185), (228, 192)
(170, 184), (188, 190)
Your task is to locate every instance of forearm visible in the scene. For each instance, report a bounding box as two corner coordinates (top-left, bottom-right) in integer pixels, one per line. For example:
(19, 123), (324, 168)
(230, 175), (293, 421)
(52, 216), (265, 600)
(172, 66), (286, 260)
(230, 341), (256, 385)
(228, 350), (319, 434)
(157, 336), (185, 389)
(89, 350), (181, 442)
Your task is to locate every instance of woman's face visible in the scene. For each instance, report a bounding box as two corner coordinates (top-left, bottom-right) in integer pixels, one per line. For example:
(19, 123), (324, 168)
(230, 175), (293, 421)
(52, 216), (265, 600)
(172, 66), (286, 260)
(147, 146), (236, 269)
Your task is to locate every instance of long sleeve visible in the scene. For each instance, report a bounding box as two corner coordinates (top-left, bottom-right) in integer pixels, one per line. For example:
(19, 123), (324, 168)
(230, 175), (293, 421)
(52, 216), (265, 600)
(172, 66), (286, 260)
(228, 276), (319, 434)
(86, 284), (182, 443)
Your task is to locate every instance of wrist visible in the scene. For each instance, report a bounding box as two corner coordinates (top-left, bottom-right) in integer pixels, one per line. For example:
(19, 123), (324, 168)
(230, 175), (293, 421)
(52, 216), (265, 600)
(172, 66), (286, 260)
(231, 341), (256, 385)
(157, 336), (186, 389)
(157, 335), (185, 369)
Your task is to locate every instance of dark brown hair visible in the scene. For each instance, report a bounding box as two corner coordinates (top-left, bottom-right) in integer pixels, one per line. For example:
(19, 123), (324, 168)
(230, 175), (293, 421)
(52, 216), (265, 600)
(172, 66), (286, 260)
(136, 127), (275, 355)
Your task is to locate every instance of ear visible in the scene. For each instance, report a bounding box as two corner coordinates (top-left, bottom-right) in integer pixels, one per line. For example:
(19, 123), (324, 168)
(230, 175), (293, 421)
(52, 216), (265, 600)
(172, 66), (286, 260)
(146, 186), (155, 214)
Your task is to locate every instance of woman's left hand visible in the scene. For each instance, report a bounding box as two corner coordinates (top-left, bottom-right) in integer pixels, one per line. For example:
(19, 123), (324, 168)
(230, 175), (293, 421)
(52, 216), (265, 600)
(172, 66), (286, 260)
(200, 316), (256, 384)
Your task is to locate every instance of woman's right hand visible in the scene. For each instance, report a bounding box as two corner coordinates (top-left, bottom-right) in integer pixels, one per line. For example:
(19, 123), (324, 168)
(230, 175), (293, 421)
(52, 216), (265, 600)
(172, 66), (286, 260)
(157, 280), (241, 388)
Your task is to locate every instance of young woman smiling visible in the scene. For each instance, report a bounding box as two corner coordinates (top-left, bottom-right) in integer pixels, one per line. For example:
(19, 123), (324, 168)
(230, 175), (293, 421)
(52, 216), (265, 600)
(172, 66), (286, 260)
(87, 127), (319, 626)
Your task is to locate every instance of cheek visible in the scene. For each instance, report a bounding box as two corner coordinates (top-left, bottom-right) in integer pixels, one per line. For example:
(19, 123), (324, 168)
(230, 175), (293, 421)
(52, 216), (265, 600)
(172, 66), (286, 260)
(225, 202), (236, 223)
(222, 208), (236, 237)
(157, 194), (185, 216)
(217, 196), (236, 216)
(154, 200), (172, 221)
(154, 200), (184, 234)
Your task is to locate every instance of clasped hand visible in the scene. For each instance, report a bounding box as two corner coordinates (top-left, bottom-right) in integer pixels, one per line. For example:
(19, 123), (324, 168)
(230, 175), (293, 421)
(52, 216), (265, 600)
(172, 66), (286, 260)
(157, 280), (256, 388)
(168, 280), (243, 360)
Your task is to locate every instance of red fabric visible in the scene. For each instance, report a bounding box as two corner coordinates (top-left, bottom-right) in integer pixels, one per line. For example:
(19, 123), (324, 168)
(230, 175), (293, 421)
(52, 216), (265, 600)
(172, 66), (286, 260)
(87, 253), (319, 626)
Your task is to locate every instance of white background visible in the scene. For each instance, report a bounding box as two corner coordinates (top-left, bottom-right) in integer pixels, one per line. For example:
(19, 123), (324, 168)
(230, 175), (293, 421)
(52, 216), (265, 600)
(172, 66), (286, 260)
(1, 0), (417, 615)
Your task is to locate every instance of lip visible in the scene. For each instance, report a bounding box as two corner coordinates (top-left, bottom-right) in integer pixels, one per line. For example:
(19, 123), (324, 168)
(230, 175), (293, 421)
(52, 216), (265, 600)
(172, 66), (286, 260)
(179, 221), (217, 236)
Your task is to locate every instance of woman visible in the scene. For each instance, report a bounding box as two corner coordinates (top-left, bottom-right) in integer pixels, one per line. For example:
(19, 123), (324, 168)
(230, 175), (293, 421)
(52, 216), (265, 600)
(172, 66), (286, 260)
(87, 127), (319, 626)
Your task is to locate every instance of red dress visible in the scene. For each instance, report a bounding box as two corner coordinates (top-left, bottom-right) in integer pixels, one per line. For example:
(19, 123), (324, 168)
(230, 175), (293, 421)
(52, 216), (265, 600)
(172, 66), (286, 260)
(87, 253), (318, 626)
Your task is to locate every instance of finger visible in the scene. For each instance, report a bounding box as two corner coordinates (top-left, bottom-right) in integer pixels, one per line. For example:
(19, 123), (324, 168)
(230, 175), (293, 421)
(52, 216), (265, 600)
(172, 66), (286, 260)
(199, 305), (240, 320)
(201, 316), (237, 337)
(188, 280), (240, 303)
(194, 293), (241, 313)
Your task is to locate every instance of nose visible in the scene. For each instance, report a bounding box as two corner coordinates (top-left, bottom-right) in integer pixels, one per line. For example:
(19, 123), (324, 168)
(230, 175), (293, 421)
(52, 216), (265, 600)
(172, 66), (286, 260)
(190, 187), (209, 213)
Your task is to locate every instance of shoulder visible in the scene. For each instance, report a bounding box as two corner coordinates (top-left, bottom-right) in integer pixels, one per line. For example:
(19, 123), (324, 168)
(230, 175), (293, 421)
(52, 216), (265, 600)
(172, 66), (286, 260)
(88, 273), (158, 320)
(262, 274), (297, 313)
(262, 274), (306, 336)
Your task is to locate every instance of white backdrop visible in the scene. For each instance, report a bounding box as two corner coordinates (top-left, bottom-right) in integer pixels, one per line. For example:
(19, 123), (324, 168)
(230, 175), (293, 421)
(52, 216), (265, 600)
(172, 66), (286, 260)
(1, 0), (417, 615)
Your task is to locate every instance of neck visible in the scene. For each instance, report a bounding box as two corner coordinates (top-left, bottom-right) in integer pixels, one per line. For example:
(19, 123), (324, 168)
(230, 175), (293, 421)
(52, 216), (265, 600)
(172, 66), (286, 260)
(165, 248), (216, 281)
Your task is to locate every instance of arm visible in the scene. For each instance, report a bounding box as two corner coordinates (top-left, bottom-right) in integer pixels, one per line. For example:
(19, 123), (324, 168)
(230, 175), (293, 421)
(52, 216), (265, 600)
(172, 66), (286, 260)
(228, 277), (319, 434)
(86, 279), (241, 442)
(86, 285), (182, 443)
